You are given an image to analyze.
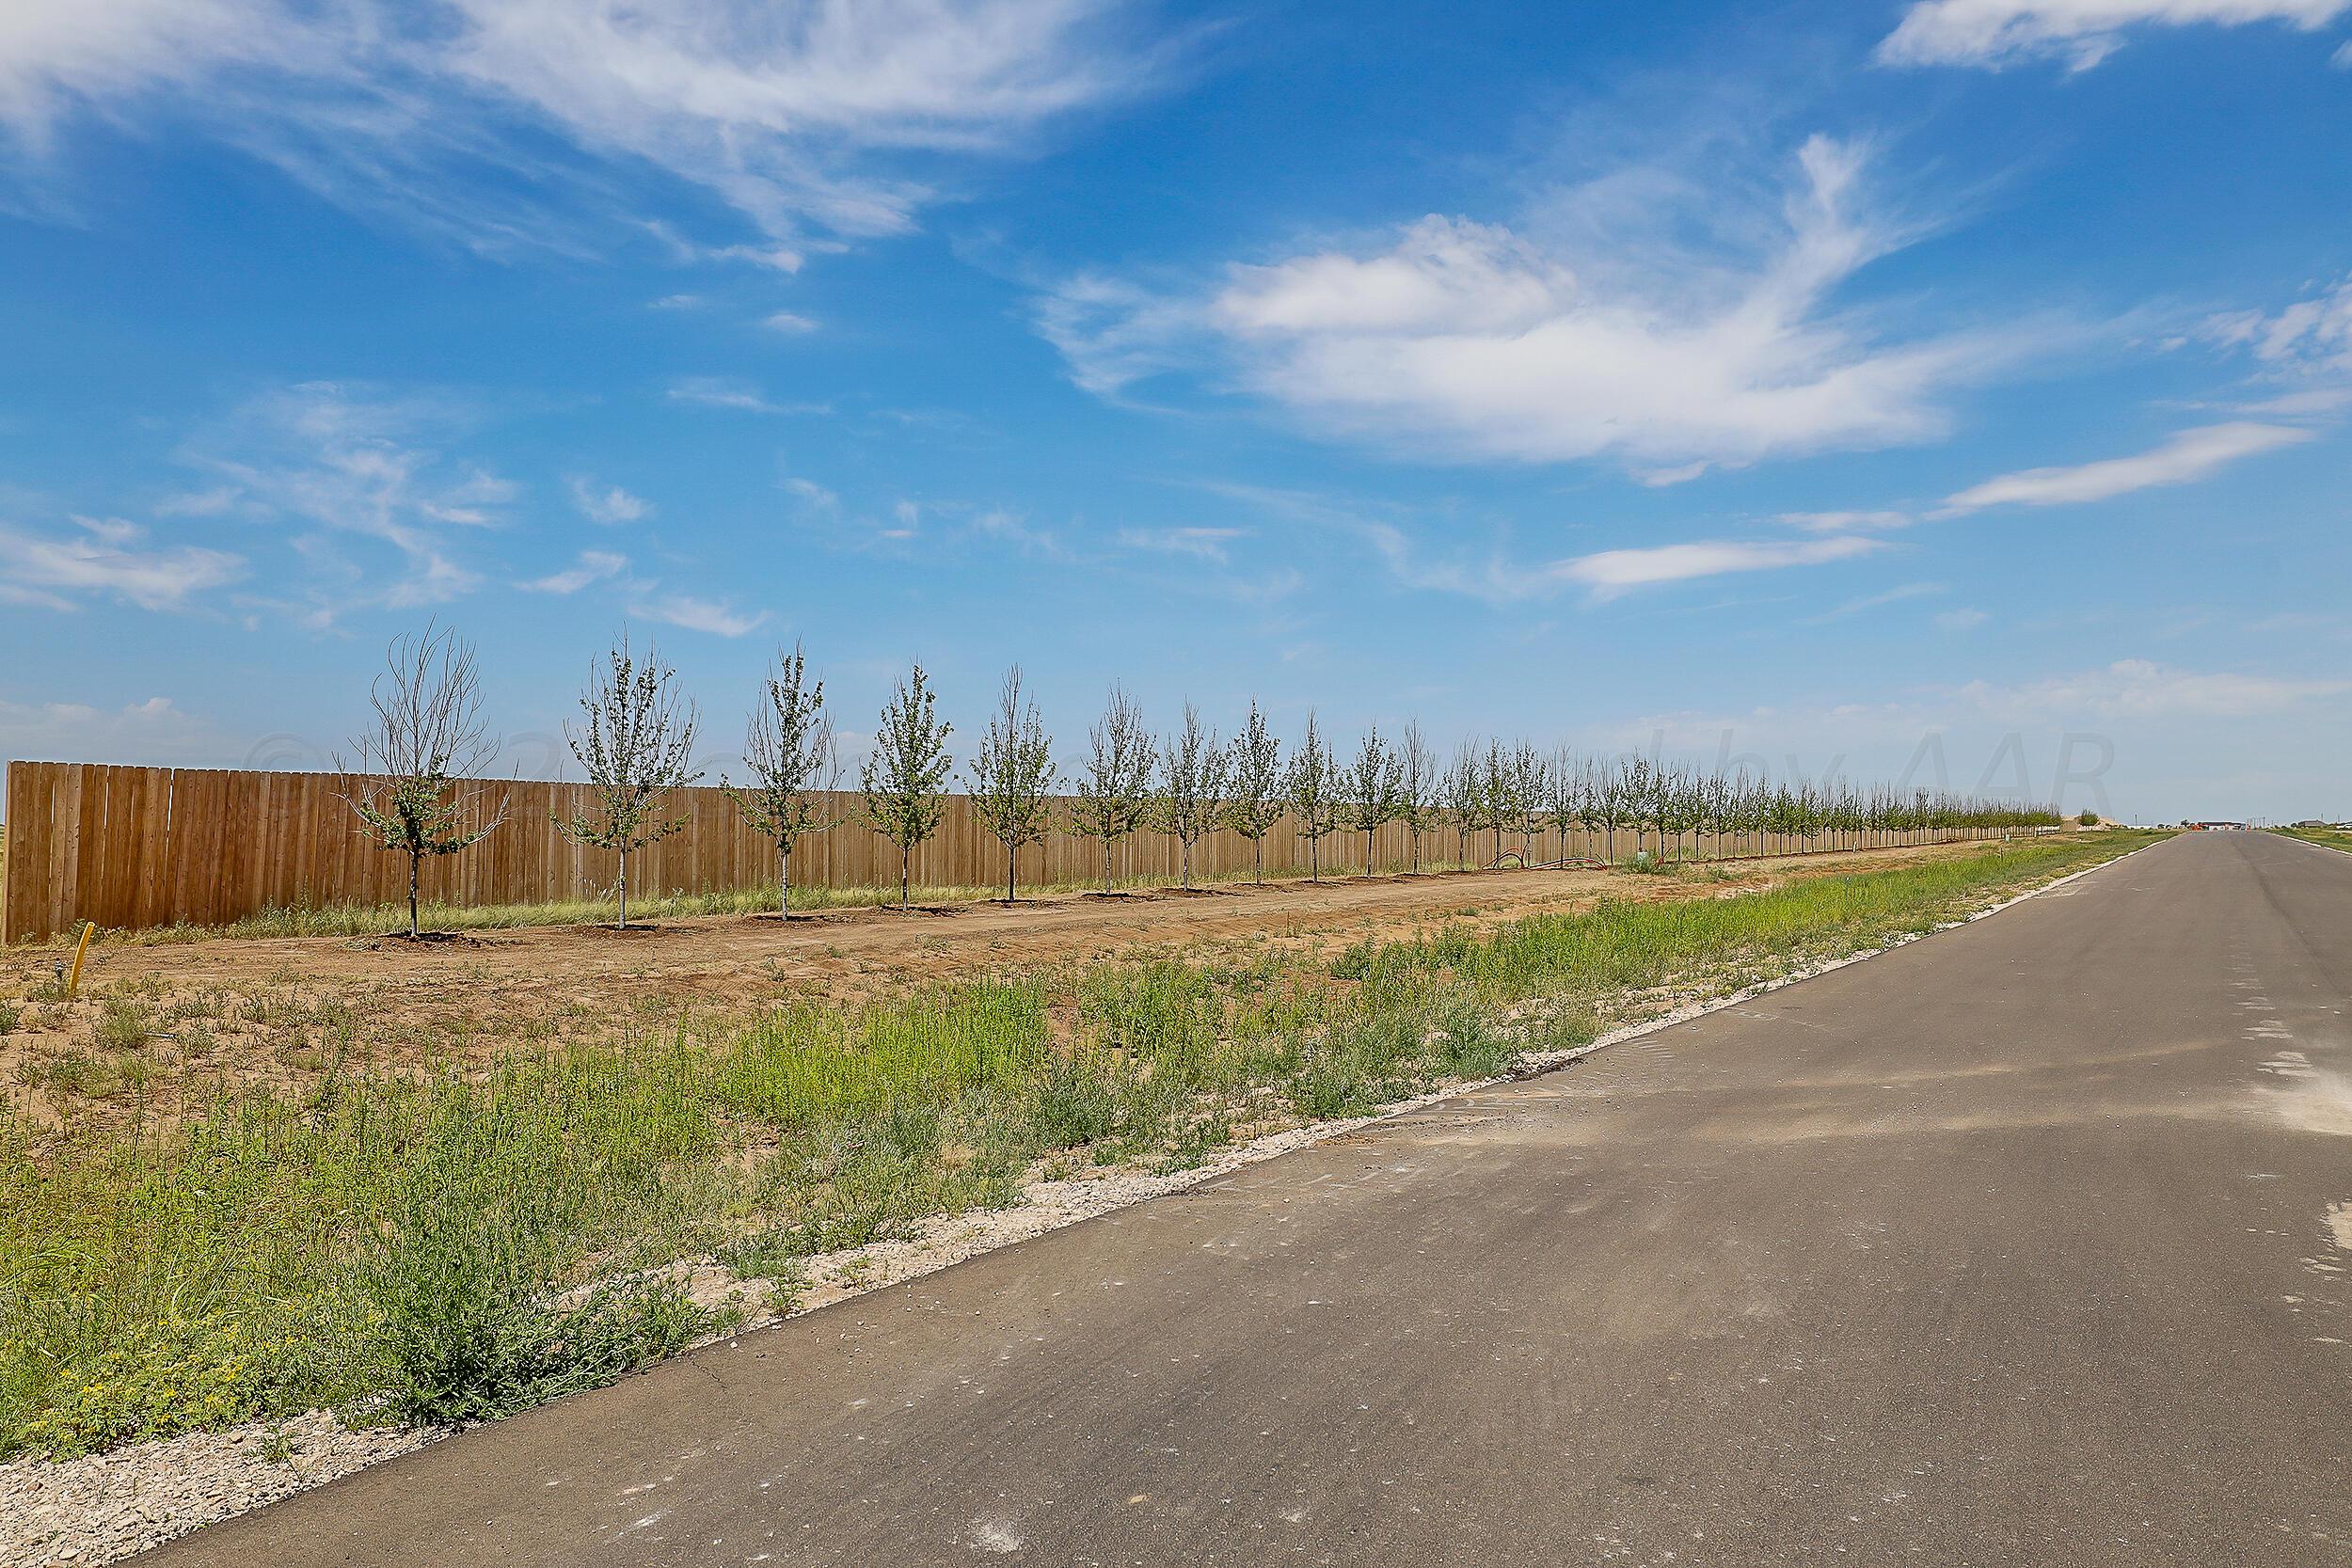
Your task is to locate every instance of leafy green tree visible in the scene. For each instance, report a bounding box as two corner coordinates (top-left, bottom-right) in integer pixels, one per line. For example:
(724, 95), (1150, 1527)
(552, 633), (702, 929)
(1224, 700), (1285, 884)
(966, 666), (1058, 903)
(1155, 702), (1231, 890)
(1286, 710), (1343, 882)
(1340, 725), (1402, 878)
(862, 664), (954, 911)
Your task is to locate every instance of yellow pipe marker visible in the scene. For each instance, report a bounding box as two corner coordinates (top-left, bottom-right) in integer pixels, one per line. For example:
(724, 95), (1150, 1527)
(65, 920), (96, 998)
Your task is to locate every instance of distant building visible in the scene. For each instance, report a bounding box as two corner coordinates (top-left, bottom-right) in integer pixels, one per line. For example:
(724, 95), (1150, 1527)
(2185, 820), (2249, 831)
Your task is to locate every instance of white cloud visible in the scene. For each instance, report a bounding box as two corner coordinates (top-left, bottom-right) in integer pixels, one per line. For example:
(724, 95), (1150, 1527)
(2204, 274), (2352, 378)
(1559, 535), (1886, 598)
(1803, 581), (1946, 624)
(782, 475), (840, 509)
(0, 0), (1163, 251)
(0, 515), (243, 610)
(1937, 421), (2311, 514)
(1937, 606), (1991, 630)
(628, 590), (767, 638)
(1049, 138), (2011, 473)
(1776, 509), (1915, 532)
(666, 375), (828, 415)
(1956, 657), (2350, 719)
(1879, 0), (2350, 70)
(1116, 525), (1246, 563)
(0, 694), (230, 770)
(568, 476), (651, 525)
(183, 381), (511, 615)
(519, 548), (628, 594)
(763, 309), (818, 334)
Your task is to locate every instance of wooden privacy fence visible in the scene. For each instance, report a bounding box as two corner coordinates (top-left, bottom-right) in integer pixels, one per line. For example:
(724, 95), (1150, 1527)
(2, 760), (1968, 942)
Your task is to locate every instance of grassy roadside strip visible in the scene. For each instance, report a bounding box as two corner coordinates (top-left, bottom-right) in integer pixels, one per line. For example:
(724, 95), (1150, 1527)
(0, 831), (2164, 1460)
(2273, 826), (2352, 854)
(18, 836), (2010, 947)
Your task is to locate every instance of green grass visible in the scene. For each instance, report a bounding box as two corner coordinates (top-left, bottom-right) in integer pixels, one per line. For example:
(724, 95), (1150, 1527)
(2275, 826), (2352, 854)
(0, 832), (2163, 1458)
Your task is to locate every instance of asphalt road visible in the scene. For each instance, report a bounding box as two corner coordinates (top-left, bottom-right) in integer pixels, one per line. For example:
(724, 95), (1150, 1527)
(149, 831), (2352, 1566)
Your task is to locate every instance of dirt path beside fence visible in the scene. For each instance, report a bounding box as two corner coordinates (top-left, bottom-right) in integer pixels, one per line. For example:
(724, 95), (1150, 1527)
(8, 839), (1984, 1001)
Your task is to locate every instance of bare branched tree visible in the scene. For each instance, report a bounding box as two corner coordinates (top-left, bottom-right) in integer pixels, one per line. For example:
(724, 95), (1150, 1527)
(1443, 739), (1484, 867)
(552, 632), (702, 929)
(1545, 745), (1579, 863)
(1396, 721), (1437, 873)
(862, 664), (955, 911)
(339, 621), (509, 940)
(722, 642), (839, 919)
(1223, 700), (1285, 885)
(966, 666), (1059, 903)
(1069, 686), (1154, 895)
(1155, 701), (1231, 890)
(1340, 725), (1402, 879)
(1285, 709), (1343, 882)
(1509, 739), (1548, 864)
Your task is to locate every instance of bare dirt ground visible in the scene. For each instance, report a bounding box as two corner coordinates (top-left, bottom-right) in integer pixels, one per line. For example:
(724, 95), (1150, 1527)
(0, 840), (2002, 1127)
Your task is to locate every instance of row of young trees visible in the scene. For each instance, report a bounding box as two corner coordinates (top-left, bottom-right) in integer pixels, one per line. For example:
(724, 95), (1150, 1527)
(341, 626), (2063, 934)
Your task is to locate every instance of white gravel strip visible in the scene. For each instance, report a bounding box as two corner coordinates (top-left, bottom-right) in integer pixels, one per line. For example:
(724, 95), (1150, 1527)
(2, 840), (2153, 1567)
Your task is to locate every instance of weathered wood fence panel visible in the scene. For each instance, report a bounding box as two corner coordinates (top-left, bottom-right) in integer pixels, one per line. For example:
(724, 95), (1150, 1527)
(3, 760), (1954, 942)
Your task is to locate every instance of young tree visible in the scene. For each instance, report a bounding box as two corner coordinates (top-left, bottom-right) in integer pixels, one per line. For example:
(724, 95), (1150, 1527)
(1482, 739), (1522, 865)
(1069, 686), (1154, 894)
(1224, 700), (1285, 884)
(552, 633), (702, 929)
(1545, 746), (1579, 864)
(1340, 725), (1402, 878)
(1155, 701), (1231, 890)
(1508, 739), (1548, 863)
(1395, 721), (1438, 873)
(965, 665), (1057, 903)
(722, 642), (839, 919)
(339, 622), (509, 940)
(1286, 710), (1343, 881)
(1443, 740), (1484, 866)
(862, 664), (955, 911)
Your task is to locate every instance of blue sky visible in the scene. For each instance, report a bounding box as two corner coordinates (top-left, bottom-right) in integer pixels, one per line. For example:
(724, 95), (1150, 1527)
(3, 0), (2348, 822)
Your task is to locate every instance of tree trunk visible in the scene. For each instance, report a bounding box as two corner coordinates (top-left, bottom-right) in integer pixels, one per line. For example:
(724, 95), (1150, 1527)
(1253, 835), (1264, 885)
(1007, 842), (1016, 904)
(1364, 829), (1375, 879)
(407, 853), (421, 940)
(1102, 839), (1114, 895)
(779, 843), (791, 918)
(900, 846), (912, 911)
(617, 850), (629, 929)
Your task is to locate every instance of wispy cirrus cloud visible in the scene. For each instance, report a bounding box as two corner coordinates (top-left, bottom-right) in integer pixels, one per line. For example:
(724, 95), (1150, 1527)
(567, 477), (650, 525)
(1044, 137), (2024, 477)
(628, 590), (768, 638)
(1558, 536), (1886, 599)
(0, 0), (1174, 254)
(178, 380), (519, 618)
(1935, 420), (2312, 514)
(1878, 0), (2351, 71)
(2204, 273), (2352, 378)
(518, 548), (628, 594)
(1115, 525), (1246, 563)
(0, 515), (244, 611)
(665, 375), (829, 415)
